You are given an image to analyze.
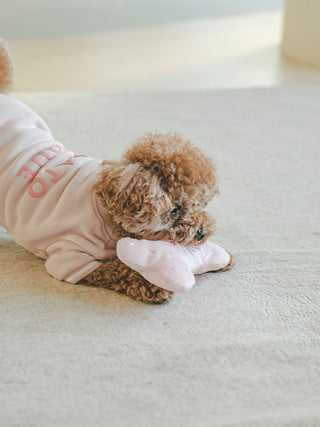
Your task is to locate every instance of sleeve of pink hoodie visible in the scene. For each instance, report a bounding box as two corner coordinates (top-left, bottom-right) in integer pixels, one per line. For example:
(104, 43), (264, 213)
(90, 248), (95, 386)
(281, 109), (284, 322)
(45, 240), (102, 284)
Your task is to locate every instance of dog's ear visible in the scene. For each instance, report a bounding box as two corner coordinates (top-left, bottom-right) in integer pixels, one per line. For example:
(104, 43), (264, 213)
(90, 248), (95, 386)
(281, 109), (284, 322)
(93, 160), (139, 211)
(92, 160), (157, 229)
(124, 132), (219, 204)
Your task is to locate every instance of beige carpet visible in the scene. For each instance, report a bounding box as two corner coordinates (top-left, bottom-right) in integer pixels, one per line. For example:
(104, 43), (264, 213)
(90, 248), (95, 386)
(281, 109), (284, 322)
(1, 87), (319, 426)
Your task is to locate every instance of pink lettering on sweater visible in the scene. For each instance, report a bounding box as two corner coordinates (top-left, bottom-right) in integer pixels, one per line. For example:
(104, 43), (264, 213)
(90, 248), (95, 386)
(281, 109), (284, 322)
(38, 150), (54, 161)
(16, 145), (87, 198)
(28, 177), (47, 198)
(30, 146), (66, 168)
(31, 156), (46, 167)
(17, 166), (37, 182)
(58, 154), (88, 166)
(49, 145), (65, 154)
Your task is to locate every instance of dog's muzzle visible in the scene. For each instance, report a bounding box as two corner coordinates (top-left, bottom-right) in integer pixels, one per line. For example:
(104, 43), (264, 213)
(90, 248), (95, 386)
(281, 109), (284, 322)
(195, 228), (207, 241)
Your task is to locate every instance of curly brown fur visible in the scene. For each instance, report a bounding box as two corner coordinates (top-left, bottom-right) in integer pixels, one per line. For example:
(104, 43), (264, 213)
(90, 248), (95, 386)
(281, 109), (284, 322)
(83, 258), (173, 304)
(0, 40), (14, 93)
(83, 132), (234, 304)
(92, 133), (219, 245)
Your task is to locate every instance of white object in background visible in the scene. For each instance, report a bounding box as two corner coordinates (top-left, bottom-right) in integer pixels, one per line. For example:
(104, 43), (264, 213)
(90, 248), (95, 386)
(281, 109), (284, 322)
(282, 0), (320, 68)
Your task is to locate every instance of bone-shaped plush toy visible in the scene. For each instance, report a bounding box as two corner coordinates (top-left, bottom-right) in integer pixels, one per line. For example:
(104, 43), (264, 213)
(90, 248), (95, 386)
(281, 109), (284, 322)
(116, 238), (230, 292)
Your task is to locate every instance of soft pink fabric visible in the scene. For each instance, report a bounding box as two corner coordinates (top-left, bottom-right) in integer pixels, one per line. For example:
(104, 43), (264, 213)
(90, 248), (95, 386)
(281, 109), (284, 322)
(0, 95), (116, 283)
(117, 237), (230, 292)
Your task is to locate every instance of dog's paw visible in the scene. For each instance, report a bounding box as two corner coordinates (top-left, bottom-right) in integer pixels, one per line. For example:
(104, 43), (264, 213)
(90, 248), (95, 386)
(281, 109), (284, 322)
(126, 277), (174, 304)
(211, 252), (236, 273)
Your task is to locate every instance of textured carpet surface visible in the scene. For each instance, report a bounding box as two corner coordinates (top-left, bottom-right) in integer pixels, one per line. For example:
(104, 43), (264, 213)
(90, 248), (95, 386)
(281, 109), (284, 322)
(1, 87), (319, 427)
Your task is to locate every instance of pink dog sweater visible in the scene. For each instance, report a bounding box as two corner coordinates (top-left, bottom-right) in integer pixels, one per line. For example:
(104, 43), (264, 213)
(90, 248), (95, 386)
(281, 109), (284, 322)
(0, 95), (117, 283)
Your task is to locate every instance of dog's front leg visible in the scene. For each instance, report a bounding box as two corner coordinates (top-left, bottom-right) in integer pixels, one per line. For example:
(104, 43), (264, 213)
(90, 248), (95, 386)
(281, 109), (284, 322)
(82, 258), (173, 304)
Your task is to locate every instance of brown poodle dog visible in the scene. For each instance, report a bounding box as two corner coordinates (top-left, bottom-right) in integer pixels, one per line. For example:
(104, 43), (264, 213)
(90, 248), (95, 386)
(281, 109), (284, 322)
(83, 132), (235, 303)
(0, 40), (234, 304)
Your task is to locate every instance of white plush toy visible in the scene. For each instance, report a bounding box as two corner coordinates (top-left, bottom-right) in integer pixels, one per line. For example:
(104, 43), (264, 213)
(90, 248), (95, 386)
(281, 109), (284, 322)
(116, 238), (230, 292)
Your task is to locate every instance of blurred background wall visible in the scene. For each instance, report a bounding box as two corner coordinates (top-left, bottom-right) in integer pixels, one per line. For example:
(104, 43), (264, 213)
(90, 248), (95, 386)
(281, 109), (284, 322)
(1, 0), (320, 92)
(2, 0), (282, 40)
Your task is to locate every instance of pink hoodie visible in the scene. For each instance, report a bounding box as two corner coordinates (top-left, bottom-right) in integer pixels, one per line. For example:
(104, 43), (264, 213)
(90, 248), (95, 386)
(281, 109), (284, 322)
(0, 95), (117, 283)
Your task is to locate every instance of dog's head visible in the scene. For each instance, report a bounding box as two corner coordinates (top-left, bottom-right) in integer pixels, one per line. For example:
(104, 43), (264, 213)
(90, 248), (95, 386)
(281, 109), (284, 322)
(93, 132), (219, 245)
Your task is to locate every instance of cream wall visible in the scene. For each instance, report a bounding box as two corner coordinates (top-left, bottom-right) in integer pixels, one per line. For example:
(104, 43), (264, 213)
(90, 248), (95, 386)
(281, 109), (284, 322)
(2, 0), (320, 92)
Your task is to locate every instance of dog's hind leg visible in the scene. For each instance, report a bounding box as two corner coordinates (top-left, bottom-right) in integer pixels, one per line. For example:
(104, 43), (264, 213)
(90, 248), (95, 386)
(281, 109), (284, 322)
(82, 258), (174, 304)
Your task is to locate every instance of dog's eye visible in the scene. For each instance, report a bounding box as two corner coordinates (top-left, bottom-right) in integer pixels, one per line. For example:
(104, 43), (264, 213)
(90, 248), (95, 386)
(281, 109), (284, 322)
(170, 206), (181, 216)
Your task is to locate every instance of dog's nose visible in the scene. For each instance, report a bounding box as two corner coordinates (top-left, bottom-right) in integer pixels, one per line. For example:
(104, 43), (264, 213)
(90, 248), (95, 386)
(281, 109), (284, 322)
(196, 228), (207, 241)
